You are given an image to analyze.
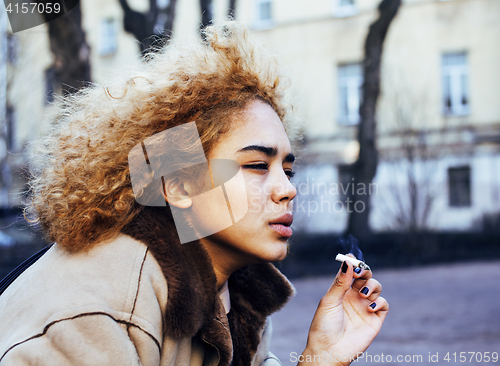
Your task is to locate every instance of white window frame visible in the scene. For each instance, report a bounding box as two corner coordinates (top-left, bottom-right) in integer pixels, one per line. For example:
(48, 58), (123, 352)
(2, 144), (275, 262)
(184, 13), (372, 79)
(337, 63), (363, 125)
(253, 0), (274, 30)
(442, 51), (469, 116)
(99, 18), (117, 57)
(333, 0), (358, 18)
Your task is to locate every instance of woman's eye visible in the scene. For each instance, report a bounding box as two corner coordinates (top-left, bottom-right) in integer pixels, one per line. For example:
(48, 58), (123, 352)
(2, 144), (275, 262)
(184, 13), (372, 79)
(243, 163), (269, 171)
(242, 164), (295, 179)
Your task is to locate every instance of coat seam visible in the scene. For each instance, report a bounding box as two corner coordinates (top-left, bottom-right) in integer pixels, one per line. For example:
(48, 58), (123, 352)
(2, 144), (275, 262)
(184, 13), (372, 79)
(129, 247), (149, 322)
(0, 311), (161, 363)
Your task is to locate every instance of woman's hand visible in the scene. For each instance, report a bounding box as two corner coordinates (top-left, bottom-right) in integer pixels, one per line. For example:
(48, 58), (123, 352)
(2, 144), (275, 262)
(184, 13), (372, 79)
(298, 257), (389, 366)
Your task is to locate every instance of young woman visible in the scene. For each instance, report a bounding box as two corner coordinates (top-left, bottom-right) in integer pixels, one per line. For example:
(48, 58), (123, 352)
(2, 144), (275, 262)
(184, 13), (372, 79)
(0, 21), (388, 366)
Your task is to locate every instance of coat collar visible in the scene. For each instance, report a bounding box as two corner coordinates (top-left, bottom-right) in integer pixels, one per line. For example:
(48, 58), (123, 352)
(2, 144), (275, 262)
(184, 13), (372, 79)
(122, 206), (295, 366)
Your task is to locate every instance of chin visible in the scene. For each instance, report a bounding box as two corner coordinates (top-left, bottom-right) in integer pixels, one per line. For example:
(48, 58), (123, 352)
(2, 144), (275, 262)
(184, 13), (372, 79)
(262, 241), (288, 263)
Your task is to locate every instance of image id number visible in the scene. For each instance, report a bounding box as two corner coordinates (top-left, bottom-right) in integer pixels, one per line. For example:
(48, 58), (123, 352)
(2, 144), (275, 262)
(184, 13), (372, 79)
(444, 352), (499, 363)
(6, 2), (62, 14)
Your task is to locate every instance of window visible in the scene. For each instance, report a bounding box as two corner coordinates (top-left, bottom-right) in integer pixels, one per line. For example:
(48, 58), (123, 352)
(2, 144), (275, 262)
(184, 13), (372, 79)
(6, 105), (15, 152)
(334, 0), (357, 17)
(99, 18), (117, 56)
(44, 67), (56, 105)
(154, 13), (168, 34)
(7, 34), (18, 65)
(254, 0), (273, 28)
(337, 63), (363, 125)
(442, 52), (469, 116)
(448, 166), (471, 207)
(258, 0), (272, 21)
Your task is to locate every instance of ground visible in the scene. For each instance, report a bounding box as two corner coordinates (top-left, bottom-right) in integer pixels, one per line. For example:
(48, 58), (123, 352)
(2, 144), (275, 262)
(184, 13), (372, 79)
(271, 261), (500, 366)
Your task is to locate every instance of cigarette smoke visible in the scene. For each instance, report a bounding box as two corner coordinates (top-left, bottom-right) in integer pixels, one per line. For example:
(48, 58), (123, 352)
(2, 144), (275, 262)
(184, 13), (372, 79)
(338, 235), (364, 262)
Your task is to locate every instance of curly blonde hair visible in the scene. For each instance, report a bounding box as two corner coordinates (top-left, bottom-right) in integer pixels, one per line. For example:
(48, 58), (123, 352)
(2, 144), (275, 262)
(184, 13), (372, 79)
(25, 21), (299, 252)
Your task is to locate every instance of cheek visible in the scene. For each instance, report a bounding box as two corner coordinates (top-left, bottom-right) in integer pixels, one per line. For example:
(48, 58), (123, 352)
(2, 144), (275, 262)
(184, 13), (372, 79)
(190, 168), (252, 232)
(222, 168), (249, 223)
(244, 177), (269, 216)
(189, 187), (234, 236)
(189, 170), (274, 239)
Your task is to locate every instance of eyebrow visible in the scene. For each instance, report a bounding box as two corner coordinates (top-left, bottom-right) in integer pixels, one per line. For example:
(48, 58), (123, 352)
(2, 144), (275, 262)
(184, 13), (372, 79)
(237, 145), (295, 163)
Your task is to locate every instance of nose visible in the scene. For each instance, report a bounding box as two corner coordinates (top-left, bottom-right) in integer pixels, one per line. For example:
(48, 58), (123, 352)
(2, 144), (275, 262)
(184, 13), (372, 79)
(270, 171), (297, 204)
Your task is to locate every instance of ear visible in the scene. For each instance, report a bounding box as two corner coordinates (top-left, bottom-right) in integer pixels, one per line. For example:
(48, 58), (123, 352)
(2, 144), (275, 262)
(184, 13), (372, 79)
(162, 178), (193, 209)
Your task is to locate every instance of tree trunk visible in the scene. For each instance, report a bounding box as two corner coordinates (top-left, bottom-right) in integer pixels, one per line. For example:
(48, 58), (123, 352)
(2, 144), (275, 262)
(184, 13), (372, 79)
(118, 0), (178, 54)
(346, 0), (401, 238)
(41, 2), (91, 94)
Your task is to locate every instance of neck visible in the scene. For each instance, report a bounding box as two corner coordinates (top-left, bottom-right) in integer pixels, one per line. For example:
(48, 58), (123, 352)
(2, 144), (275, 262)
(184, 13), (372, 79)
(200, 237), (250, 290)
(213, 267), (231, 290)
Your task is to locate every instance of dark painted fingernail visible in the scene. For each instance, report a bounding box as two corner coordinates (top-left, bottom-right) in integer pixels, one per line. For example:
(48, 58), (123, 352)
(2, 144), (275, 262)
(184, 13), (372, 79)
(354, 267), (361, 274)
(342, 261), (348, 273)
(370, 302), (377, 309)
(361, 287), (369, 295)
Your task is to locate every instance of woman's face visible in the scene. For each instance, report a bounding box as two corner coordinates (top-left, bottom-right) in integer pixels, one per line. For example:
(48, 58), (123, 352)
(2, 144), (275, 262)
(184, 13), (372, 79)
(193, 99), (297, 269)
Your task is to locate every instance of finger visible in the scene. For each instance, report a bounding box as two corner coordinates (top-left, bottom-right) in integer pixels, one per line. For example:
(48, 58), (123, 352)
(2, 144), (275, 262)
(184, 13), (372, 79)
(368, 296), (389, 319)
(353, 267), (372, 280)
(346, 254), (372, 280)
(324, 260), (354, 307)
(351, 274), (374, 292)
(355, 278), (382, 302)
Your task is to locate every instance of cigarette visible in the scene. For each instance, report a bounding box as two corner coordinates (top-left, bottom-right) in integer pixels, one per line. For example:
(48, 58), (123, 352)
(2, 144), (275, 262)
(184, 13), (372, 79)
(335, 253), (371, 271)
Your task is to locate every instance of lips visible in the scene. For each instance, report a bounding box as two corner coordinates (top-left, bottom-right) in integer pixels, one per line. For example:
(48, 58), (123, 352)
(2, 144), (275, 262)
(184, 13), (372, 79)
(269, 213), (293, 238)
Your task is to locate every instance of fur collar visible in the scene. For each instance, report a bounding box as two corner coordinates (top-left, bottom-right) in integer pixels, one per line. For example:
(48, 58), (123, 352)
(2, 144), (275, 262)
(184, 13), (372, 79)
(122, 206), (295, 366)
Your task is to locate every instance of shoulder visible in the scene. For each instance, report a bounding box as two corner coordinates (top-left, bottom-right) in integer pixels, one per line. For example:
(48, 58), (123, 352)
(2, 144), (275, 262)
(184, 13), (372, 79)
(0, 234), (168, 359)
(6, 233), (166, 314)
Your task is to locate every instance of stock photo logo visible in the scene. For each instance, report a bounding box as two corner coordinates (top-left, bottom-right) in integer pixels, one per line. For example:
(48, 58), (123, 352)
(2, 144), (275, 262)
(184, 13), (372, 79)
(3, 0), (79, 33)
(128, 122), (248, 244)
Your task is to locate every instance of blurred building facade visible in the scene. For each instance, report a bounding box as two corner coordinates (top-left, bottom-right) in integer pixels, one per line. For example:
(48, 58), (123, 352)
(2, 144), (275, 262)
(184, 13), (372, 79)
(234, 0), (500, 233)
(1, 0), (144, 211)
(2, 0), (499, 233)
